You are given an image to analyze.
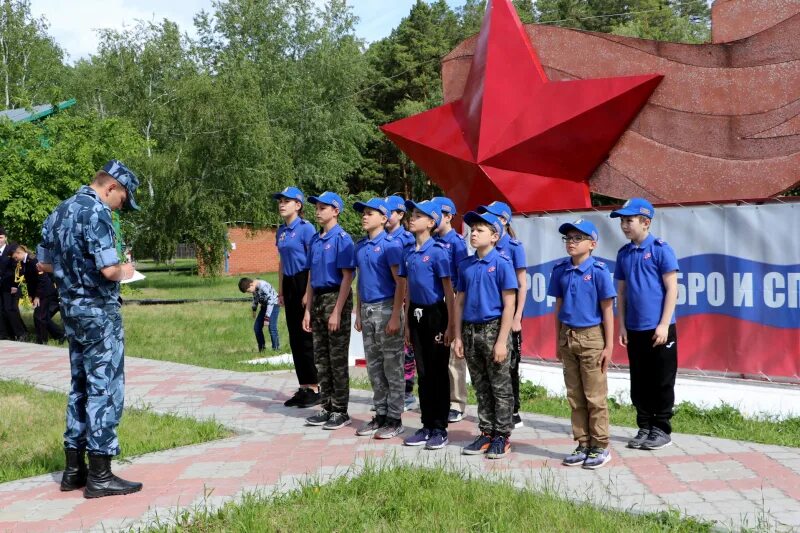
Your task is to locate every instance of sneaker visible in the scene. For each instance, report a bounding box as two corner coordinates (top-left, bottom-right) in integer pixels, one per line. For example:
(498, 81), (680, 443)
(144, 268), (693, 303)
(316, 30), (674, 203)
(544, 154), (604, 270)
(323, 412), (351, 430)
(582, 447), (612, 469)
(512, 413), (523, 428)
(627, 428), (650, 449)
(374, 418), (405, 439)
(305, 409), (331, 426)
(356, 415), (386, 436)
(297, 389), (321, 408)
(448, 409), (464, 423)
(404, 393), (417, 412)
(562, 445), (589, 467)
(425, 429), (449, 450)
(640, 427), (672, 450)
(462, 433), (493, 455)
(486, 435), (511, 459)
(283, 388), (304, 407)
(404, 427), (431, 446)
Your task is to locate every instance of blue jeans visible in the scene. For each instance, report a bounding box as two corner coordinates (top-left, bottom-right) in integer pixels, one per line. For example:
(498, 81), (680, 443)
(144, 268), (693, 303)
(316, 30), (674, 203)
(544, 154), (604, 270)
(255, 305), (280, 350)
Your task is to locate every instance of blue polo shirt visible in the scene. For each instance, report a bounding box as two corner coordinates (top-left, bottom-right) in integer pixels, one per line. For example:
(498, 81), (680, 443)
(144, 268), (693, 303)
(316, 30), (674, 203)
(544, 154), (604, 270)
(389, 226), (415, 253)
(496, 233), (526, 271)
(548, 256), (617, 328)
(614, 234), (680, 331)
(436, 229), (469, 290)
(457, 249), (518, 323)
(398, 237), (450, 305)
(355, 231), (403, 303)
(276, 217), (316, 276)
(307, 224), (355, 290)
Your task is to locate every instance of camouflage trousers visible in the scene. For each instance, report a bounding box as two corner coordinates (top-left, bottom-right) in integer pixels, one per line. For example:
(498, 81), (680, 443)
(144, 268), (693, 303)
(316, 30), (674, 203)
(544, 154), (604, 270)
(312, 291), (352, 414)
(361, 298), (405, 419)
(62, 308), (125, 456)
(463, 319), (513, 437)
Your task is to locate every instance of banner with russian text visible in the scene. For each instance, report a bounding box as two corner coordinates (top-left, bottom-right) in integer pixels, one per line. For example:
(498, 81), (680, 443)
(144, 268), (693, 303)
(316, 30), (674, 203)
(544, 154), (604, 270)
(514, 202), (800, 382)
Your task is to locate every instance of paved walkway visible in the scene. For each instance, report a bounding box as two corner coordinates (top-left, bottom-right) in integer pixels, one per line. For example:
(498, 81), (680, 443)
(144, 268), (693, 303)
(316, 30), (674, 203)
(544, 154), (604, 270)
(2, 341), (800, 532)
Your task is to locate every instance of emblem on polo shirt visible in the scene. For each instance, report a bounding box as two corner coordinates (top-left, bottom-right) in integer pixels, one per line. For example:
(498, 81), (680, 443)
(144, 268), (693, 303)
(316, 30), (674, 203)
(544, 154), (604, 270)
(584, 274), (592, 281)
(644, 252), (652, 260)
(325, 244), (332, 250)
(488, 266), (496, 273)
(423, 255), (430, 262)
(374, 246), (381, 252)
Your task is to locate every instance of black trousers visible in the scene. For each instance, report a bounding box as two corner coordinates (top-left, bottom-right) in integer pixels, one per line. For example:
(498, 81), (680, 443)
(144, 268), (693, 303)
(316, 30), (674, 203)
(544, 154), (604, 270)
(0, 291), (27, 340)
(627, 324), (678, 434)
(408, 301), (450, 430)
(34, 295), (64, 344)
(510, 330), (522, 413)
(282, 271), (317, 385)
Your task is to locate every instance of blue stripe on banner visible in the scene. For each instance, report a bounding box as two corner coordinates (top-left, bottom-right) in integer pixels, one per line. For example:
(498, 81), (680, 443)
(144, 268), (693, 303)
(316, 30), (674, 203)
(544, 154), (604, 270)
(524, 254), (800, 329)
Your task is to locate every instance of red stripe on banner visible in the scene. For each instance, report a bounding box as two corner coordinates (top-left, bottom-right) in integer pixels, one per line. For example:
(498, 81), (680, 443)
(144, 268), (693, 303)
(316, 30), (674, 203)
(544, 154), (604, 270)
(521, 314), (800, 380)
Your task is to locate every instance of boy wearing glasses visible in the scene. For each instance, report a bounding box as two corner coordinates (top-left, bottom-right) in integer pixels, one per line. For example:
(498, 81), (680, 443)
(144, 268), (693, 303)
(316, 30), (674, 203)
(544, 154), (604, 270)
(547, 219), (616, 469)
(611, 198), (679, 451)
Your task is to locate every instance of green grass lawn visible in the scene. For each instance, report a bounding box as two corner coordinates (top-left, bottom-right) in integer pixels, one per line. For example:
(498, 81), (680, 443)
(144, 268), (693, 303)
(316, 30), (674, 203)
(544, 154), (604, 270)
(126, 269), (279, 301)
(0, 380), (231, 483)
(159, 465), (712, 533)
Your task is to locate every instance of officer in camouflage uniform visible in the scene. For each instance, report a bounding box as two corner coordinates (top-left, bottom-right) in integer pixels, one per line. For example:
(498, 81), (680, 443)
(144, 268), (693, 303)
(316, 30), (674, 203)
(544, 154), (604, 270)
(452, 211), (518, 459)
(38, 160), (143, 498)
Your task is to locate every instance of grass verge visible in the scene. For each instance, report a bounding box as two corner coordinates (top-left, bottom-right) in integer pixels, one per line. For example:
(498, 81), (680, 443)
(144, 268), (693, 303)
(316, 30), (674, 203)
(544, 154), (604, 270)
(159, 465), (712, 532)
(351, 377), (800, 448)
(0, 380), (231, 483)
(126, 270), (280, 301)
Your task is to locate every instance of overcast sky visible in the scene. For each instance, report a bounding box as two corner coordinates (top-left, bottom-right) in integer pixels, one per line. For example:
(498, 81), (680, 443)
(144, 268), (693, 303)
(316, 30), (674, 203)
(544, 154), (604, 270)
(29, 0), (463, 63)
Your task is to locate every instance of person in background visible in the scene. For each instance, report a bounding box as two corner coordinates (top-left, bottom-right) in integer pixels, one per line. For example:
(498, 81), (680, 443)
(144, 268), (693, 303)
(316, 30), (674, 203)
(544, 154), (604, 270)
(0, 228), (27, 341)
(238, 277), (280, 352)
(12, 244), (64, 344)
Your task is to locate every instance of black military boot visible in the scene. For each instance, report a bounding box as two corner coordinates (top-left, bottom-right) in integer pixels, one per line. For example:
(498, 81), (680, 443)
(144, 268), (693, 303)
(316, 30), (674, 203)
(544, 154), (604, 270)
(60, 449), (88, 491)
(84, 455), (143, 498)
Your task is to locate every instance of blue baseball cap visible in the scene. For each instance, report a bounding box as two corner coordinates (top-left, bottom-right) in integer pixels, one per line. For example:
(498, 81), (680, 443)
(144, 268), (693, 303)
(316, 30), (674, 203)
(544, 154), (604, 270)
(308, 191), (344, 210)
(384, 195), (407, 212)
(463, 211), (504, 237)
(610, 197), (655, 219)
(405, 199), (441, 228)
(559, 218), (599, 241)
(353, 197), (388, 216)
(432, 196), (457, 216)
(477, 201), (512, 222)
(102, 160), (140, 211)
(272, 186), (305, 204)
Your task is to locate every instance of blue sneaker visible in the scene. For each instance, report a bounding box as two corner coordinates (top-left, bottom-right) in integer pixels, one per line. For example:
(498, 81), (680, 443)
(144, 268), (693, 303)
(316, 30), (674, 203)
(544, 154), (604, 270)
(462, 433), (492, 455)
(582, 447), (612, 469)
(425, 429), (449, 450)
(562, 445), (589, 467)
(486, 435), (511, 459)
(404, 428), (431, 446)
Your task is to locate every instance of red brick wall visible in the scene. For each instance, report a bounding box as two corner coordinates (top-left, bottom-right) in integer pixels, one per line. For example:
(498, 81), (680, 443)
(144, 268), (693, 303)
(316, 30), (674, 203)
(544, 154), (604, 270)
(227, 227), (280, 275)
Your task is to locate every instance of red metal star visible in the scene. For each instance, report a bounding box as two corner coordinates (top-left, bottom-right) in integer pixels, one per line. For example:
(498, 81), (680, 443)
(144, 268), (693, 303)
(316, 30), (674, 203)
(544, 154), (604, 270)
(380, 0), (663, 213)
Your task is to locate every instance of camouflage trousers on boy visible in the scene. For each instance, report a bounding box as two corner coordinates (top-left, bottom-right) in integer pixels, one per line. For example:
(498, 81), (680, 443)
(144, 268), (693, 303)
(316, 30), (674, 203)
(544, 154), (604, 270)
(312, 291), (352, 414)
(361, 298), (405, 419)
(62, 309), (125, 455)
(463, 319), (513, 437)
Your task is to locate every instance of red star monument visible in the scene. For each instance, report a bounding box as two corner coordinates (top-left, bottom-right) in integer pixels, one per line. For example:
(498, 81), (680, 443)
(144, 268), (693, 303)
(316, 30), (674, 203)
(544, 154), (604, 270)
(380, 0), (663, 213)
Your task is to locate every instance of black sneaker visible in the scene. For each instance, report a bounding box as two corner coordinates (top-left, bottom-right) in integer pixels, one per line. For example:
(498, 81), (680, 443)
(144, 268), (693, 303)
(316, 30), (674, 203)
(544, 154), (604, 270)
(356, 415), (386, 436)
(512, 413), (523, 428)
(323, 413), (352, 430)
(297, 389), (321, 408)
(640, 427), (672, 450)
(627, 428), (650, 449)
(374, 418), (405, 439)
(305, 409), (331, 426)
(283, 389), (305, 407)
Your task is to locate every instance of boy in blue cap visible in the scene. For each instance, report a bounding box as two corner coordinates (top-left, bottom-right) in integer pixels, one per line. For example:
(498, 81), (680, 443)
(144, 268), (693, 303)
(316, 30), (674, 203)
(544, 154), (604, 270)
(432, 196), (470, 424)
(272, 186), (319, 408)
(399, 200), (454, 449)
(611, 198), (679, 450)
(384, 194), (418, 411)
(302, 191), (356, 430)
(353, 198), (406, 439)
(453, 211), (518, 459)
(477, 201), (528, 428)
(548, 219), (616, 469)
